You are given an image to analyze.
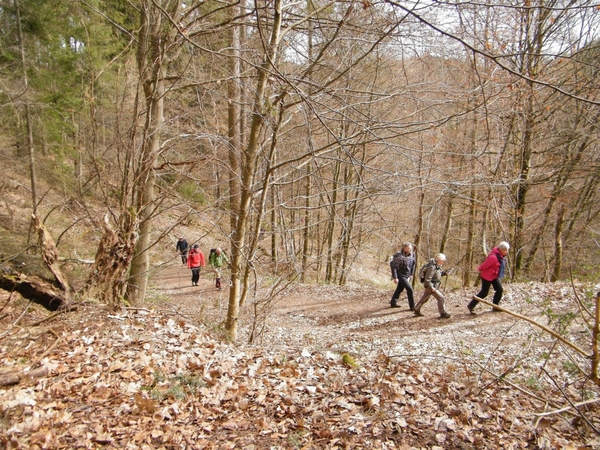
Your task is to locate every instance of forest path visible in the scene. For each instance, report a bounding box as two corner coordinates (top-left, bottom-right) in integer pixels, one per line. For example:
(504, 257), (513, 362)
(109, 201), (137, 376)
(151, 263), (529, 362)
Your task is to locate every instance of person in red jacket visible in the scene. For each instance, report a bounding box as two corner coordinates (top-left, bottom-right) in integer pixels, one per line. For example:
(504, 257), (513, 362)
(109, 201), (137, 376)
(187, 244), (205, 286)
(468, 241), (510, 314)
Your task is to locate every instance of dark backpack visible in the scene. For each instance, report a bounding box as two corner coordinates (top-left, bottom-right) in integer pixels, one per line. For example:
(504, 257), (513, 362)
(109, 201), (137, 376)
(389, 252), (406, 274)
(418, 262), (434, 283)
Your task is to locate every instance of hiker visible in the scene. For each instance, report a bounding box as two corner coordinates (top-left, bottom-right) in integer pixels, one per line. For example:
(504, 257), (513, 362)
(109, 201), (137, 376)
(389, 242), (417, 310)
(187, 244), (205, 286)
(414, 253), (451, 319)
(468, 241), (510, 314)
(176, 237), (189, 265)
(209, 247), (229, 289)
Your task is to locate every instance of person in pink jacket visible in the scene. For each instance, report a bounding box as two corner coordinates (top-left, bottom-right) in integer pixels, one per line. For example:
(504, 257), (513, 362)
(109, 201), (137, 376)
(468, 241), (510, 314)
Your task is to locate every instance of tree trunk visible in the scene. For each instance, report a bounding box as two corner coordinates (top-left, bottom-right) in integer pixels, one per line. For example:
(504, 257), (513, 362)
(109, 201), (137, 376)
(125, 0), (177, 305)
(226, 0), (284, 341)
(325, 157), (341, 283)
(413, 144), (426, 287)
(301, 165), (312, 283)
(464, 186), (476, 287)
(82, 212), (138, 310)
(270, 173), (278, 262)
(551, 205), (565, 282)
(31, 214), (71, 295)
(15, 0), (37, 215)
(513, 95), (533, 275)
(439, 198), (453, 254)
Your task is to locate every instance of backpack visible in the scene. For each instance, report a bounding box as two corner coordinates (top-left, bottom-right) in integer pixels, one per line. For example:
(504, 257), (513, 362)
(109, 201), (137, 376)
(389, 252), (406, 274)
(418, 262), (434, 283)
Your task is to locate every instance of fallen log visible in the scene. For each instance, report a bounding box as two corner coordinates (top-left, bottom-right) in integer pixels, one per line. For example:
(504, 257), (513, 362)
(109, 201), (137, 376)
(0, 366), (49, 387)
(0, 266), (68, 311)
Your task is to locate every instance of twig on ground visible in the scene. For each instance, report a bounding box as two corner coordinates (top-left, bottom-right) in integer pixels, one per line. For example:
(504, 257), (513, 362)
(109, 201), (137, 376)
(389, 352), (552, 405)
(533, 397), (600, 418)
(537, 367), (599, 434)
(474, 296), (592, 358)
(569, 269), (593, 322)
(30, 334), (63, 369)
(31, 308), (69, 326)
(0, 300), (32, 340)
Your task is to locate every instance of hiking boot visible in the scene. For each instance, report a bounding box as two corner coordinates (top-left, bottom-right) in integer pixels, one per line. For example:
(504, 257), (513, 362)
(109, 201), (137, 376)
(468, 305), (476, 315)
(440, 313), (451, 319)
(390, 301), (399, 308)
(409, 307), (415, 312)
(414, 310), (424, 317)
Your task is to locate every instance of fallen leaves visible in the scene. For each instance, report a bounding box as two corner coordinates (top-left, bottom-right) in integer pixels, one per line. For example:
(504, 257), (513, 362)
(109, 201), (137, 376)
(0, 279), (599, 448)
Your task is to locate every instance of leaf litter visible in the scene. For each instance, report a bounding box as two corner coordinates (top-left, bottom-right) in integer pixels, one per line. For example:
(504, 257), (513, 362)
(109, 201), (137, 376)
(1, 267), (599, 449)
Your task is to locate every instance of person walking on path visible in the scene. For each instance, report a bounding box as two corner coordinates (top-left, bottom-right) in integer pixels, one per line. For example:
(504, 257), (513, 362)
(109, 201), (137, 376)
(187, 244), (205, 286)
(389, 242), (417, 310)
(209, 247), (229, 289)
(176, 237), (189, 265)
(468, 241), (510, 314)
(414, 253), (451, 319)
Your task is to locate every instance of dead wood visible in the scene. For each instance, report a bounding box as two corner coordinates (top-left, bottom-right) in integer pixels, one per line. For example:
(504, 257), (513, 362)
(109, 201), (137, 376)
(30, 308), (76, 326)
(0, 366), (49, 387)
(81, 212), (138, 309)
(0, 266), (68, 311)
(32, 214), (71, 295)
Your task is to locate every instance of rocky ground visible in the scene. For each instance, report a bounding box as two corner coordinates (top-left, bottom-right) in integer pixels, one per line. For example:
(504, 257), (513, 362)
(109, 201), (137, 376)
(1, 262), (599, 449)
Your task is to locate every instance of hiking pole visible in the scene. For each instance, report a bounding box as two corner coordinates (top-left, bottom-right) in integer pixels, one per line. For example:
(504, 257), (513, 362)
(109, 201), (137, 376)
(441, 268), (453, 292)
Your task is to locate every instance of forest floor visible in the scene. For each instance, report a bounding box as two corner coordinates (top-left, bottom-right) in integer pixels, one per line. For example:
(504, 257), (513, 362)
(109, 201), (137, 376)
(1, 262), (600, 449)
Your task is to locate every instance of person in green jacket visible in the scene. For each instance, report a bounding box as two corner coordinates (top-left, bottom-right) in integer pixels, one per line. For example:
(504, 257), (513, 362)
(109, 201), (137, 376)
(209, 247), (229, 289)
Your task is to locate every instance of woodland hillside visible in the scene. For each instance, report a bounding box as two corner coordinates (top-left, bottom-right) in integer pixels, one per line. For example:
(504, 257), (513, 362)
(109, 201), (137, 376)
(1, 1), (600, 447)
(2, 252), (600, 448)
(0, 1), (599, 340)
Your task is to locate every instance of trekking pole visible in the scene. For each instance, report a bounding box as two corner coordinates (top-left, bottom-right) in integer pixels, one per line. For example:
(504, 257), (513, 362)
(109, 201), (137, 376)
(441, 267), (453, 292)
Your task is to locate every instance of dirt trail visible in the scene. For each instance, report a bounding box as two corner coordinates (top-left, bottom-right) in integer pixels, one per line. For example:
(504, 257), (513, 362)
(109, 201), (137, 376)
(151, 263), (531, 362)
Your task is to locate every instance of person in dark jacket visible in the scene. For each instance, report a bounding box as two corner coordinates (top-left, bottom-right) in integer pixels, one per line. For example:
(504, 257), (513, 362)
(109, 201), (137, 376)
(176, 237), (189, 265)
(390, 242), (417, 310)
(468, 241), (510, 314)
(187, 244), (205, 286)
(414, 253), (451, 319)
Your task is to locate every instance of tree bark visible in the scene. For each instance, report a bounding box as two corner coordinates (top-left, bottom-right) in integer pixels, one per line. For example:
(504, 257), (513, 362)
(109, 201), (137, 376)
(125, 0), (179, 305)
(226, 0), (284, 341)
(31, 214), (71, 295)
(82, 212), (138, 310)
(14, 0), (37, 215)
(464, 186), (476, 287)
(0, 366), (49, 387)
(551, 205), (565, 282)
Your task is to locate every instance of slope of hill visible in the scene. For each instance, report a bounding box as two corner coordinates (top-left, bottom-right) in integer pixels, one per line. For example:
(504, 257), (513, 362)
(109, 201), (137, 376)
(1, 261), (599, 449)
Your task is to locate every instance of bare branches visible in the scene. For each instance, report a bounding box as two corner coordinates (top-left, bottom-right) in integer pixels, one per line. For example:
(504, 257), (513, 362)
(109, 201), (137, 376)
(473, 296), (592, 358)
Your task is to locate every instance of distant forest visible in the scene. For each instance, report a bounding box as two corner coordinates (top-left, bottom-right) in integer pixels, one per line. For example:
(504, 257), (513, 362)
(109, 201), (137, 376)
(1, 0), (598, 339)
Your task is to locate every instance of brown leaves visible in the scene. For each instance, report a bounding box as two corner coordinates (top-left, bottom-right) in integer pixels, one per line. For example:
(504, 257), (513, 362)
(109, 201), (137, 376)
(1, 279), (599, 448)
(134, 393), (156, 414)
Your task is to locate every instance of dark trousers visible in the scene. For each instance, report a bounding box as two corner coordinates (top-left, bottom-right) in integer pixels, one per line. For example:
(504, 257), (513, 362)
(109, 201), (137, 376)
(391, 276), (414, 309)
(469, 278), (503, 309)
(191, 267), (201, 284)
(180, 252), (188, 265)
